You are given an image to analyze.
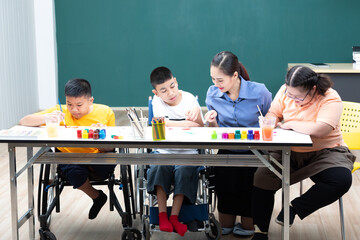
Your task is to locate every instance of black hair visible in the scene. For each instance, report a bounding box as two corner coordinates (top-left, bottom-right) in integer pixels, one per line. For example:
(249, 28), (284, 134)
(64, 78), (92, 97)
(211, 51), (250, 80)
(286, 65), (332, 96)
(150, 66), (173, 88)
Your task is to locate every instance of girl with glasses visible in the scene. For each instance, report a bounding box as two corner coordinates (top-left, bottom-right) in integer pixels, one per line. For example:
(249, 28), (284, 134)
(251, 65), (356, 240)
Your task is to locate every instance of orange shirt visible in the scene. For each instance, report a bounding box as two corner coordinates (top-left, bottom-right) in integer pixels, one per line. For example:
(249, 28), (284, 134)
(269, 85), (345, 152)
(36, 104), (115, 153)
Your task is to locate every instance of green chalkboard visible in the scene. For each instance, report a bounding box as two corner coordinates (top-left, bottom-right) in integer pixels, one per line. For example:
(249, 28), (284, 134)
(55, 0), (360, 106)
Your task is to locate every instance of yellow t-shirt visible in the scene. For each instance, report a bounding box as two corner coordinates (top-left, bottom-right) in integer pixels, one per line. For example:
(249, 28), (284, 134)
(269, 84), (345, 152)
(36, 104), (115, 153)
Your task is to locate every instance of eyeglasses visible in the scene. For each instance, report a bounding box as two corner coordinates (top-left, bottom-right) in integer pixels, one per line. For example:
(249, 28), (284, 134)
(285, 88), (311, 102)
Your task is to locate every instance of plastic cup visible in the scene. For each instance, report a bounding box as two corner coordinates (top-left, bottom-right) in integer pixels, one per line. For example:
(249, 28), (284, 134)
(45, 115), (60, 137)
(152, 122), (165, 141)
(261, 116), (276, 141)
(131, 118), (148, 139)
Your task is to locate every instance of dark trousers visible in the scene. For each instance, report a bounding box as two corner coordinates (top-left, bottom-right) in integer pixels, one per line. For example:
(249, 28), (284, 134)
(59, 164), (116, 189)
(252, 167), (352, 232)
(215, 149), (257, 217)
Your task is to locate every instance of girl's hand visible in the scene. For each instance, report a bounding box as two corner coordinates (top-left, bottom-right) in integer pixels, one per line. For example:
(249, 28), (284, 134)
(277, 121), (292, 130)
(204, 110), (217, 123)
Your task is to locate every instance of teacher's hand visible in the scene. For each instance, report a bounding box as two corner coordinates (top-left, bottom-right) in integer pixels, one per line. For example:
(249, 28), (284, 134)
(204, 110), (217, 123)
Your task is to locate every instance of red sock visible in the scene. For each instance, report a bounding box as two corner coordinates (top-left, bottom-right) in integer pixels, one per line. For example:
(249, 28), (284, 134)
(169, 215), (187, 236)
(158, 212), (173, 232)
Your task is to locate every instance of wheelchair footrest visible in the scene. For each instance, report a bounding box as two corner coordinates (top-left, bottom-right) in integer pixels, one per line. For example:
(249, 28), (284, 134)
(149, 204), (208, 225)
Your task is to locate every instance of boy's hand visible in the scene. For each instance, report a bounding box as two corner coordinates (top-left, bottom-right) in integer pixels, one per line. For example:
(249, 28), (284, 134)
(45, 111), (65, 124)
(185, 107), (200, 122)
(91, 123), (107, 128)
(204, 110), (217, 123)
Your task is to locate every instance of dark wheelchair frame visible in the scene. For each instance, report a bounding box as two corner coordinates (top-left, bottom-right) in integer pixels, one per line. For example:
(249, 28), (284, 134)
(37, 148), (140, 240)
(132, 148), (221, 240)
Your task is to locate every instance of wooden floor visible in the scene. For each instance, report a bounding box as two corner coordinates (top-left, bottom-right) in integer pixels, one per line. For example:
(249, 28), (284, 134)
(1, 115), (360, 239)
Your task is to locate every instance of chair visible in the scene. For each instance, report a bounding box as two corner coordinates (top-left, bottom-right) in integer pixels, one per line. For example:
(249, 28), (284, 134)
(337, 101), (360, 240)
(134, 96), (220, 239)
(37, 148), (139, 240)
(299, 101), (360, 240)
(135, 164), (221, 240)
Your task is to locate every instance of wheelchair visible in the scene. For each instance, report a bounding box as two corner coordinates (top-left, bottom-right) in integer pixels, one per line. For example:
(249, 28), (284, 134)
(133, 149), (221, 240)
(37, 148), (140, 240)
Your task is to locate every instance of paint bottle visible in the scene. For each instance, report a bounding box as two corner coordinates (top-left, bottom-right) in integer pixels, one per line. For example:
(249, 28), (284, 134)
(247, 130), (254, 140)
(211, 131), (218, 140)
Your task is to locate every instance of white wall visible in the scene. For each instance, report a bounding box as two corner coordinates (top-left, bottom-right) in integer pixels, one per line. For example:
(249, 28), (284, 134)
(0, 0), (57, 129)
(0, 0), (39, 129)
(34, 0), (57, 110)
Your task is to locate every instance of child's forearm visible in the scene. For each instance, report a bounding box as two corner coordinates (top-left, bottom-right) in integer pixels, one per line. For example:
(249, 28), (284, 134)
(279, 120), (333, 138)
(19, 114), (46, 127)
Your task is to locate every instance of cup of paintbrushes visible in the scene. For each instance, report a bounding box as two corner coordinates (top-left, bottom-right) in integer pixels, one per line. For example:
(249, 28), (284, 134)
(131, 117), (148, 139)
(152, 122), (165, 140)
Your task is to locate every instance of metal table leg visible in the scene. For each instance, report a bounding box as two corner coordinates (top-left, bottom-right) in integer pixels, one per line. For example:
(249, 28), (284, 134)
(9, 144), (19, 240)
(27, 147), (35, 240)
(282, 148), (291, 240)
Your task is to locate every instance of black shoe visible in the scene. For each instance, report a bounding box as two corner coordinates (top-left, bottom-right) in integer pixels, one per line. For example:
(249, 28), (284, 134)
(252, 232), (268, 240)
(89, 190), (107, 219)
(275, 205), (295, 227)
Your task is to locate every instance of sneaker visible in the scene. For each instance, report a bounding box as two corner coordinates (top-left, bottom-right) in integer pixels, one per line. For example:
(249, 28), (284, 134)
(275, 205), (295, 227)
(252, 225), (268, 240)
(233, 223), (255, 236)
(221, 227), (233, 235)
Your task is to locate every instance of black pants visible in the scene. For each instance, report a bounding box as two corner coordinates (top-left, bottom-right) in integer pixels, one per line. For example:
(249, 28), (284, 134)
(215, 149), (257, 217)
(252, 167), (352, 232)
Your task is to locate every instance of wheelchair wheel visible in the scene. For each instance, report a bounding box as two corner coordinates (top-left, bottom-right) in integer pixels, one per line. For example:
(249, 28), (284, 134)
(135, 165), (145, 218)
(142, 216), (151, 240)
(39, 228), (57, 240)
(38, 164), (56, 228)
(121, 230), (133, 240)
(121, 165), (133, 227)
(121, 229), (142, 240)
(205, 214), (222, 240)
(127, 165), (137, 219)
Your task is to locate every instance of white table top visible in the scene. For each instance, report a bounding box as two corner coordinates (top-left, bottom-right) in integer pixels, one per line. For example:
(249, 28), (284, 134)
(0, 126), (312, 147)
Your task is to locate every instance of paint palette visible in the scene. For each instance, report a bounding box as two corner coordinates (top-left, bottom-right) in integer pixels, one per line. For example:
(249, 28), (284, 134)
(0, 128), (43, 139)
(211, 129), (260, 140)
(77, 129), (106, 139)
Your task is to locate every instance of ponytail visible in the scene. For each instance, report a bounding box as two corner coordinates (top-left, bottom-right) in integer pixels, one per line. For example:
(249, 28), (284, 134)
(286, 65), (332, 96)
(238, 61), (250, 81)
(315, 74), (332, 96)
(211, 51), (250, 81)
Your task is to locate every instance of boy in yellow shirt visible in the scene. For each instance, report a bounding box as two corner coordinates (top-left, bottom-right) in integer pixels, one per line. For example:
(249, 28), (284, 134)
(20, 78), (115, 220)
